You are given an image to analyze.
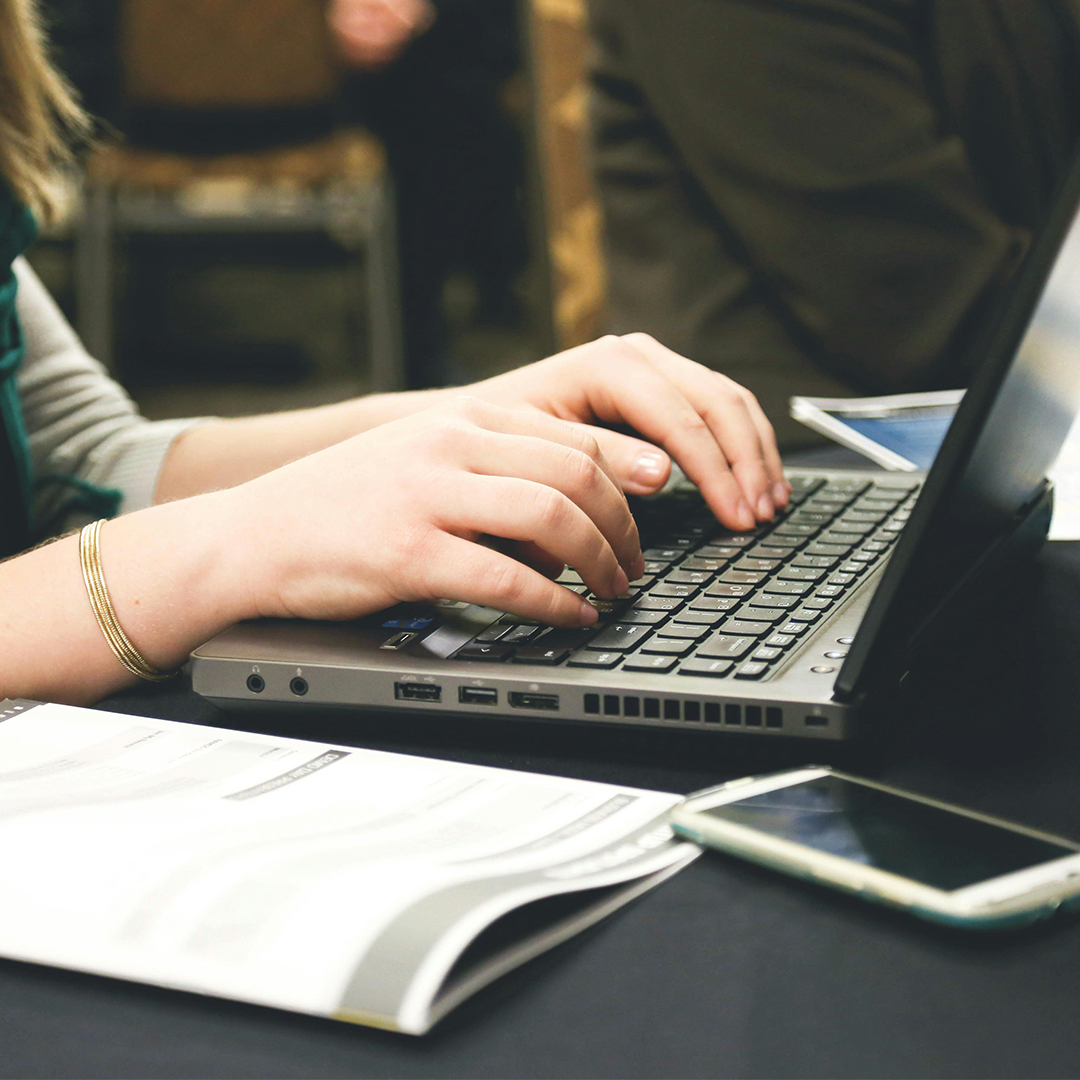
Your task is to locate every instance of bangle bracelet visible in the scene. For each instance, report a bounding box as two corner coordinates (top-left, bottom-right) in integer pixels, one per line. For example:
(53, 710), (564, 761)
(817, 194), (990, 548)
(79, 519), (177, 682)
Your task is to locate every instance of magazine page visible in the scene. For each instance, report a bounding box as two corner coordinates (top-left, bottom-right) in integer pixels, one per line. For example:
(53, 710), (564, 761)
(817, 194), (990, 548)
(0, 701), (697, 1034)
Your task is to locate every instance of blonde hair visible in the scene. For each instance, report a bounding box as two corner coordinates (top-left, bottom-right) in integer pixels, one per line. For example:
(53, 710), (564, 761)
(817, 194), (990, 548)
(0, 0), (89, 222)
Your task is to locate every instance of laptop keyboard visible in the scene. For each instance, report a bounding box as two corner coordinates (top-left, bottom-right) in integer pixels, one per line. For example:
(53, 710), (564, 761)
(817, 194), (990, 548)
(449, 475), (920, 681)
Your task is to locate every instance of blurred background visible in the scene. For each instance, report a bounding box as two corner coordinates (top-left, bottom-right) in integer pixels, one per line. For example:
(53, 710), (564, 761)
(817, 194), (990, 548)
(30, 0), (602, 423)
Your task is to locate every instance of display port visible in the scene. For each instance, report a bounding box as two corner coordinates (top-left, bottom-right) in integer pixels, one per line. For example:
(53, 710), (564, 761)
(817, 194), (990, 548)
(508, 692), (559, 711)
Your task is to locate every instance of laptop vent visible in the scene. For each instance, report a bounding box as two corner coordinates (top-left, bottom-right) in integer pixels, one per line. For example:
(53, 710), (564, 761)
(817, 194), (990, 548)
(583, 695), (783, 729)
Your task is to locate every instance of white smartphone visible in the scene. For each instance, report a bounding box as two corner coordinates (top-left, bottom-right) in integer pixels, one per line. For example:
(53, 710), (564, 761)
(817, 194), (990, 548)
(669, 767), (1080, 929)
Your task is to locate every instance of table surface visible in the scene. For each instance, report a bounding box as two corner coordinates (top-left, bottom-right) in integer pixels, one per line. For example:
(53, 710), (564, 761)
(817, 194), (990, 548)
(5, 535), (1080, 1078)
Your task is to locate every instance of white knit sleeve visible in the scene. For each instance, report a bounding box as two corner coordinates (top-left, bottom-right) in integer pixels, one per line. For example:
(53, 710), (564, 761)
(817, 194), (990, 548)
(13, 257), (208, 531)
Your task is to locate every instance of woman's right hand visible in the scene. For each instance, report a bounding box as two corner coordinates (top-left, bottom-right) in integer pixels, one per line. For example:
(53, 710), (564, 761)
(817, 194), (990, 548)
(226, 396), (645, 629)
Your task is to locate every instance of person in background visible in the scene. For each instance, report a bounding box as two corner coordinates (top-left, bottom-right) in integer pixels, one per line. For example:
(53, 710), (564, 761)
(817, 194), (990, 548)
(588, 0), (1080, 448)
(0, 0), (788, 706)
(330, 0), (530, 388)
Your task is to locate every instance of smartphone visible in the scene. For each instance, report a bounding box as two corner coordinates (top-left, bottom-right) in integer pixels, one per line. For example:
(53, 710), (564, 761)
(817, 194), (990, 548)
(668, 767), (1080, 929)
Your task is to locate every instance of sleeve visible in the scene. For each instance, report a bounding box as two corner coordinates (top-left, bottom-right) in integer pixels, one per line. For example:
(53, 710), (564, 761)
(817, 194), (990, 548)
(12, 257), (209, 530)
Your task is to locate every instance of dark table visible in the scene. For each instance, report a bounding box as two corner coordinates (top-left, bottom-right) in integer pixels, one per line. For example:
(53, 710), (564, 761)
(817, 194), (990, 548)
(4, 540), (1080, 1078)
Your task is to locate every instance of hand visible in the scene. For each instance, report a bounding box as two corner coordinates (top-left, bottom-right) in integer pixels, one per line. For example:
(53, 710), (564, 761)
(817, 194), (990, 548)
(328, 0), (435, 70)
(463, 334), (790, 531)
(230, 396), (643, 628)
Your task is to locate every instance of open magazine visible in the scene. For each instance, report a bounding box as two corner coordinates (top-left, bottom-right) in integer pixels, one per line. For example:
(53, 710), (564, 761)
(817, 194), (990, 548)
(790, 390), (1080, 540)
(0, 700), (698, 1034)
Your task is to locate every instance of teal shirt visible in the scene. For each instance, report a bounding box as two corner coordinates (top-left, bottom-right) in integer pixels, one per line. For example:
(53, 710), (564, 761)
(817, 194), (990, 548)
(0, 189), (36, 557)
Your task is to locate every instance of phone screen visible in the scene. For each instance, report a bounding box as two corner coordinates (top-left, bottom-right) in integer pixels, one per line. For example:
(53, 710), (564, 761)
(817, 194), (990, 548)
(701, 774), (1077, 891)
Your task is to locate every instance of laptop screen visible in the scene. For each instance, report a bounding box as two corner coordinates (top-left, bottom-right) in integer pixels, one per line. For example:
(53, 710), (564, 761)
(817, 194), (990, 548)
(836, 152), (1080, 700)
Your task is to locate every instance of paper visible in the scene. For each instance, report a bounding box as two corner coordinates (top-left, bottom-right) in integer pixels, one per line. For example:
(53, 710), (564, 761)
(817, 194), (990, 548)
(0, 701), (697, 1033)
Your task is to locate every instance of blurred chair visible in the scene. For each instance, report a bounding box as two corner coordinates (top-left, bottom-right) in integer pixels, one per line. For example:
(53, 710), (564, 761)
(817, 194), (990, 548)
(76, 0), (404, 391)
(524, 0), (606, 351)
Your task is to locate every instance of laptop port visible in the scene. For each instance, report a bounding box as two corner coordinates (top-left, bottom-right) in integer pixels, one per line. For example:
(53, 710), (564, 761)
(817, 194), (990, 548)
(509, 692), (559, 711)
(395, 682), (441, 703)
(459, 686), (497, 706)
(289, 677), (308, 696)
(246, 674), (265, 694)
(804, 714), (828, 727)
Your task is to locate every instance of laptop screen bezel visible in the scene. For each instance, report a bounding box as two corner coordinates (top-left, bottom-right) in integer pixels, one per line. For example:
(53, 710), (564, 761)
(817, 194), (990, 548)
(834, 147), (1080, 703)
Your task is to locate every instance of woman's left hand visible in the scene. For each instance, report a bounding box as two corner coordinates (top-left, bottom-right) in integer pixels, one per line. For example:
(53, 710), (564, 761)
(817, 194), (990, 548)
(464, 333), (789, 532)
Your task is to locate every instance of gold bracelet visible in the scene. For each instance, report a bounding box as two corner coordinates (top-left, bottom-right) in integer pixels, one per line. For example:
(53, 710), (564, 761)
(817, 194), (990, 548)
(79, 519), (177, 682)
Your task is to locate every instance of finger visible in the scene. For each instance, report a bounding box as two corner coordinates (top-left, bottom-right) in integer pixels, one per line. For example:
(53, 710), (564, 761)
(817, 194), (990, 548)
(454, 426), (642, 577)
(511, 540), (566, 579)
(424, 536), (598, 627)
(575, 340), (757, 530)
(436, 473), (630, 599)
(447, 396), (627, 506)
(738, 389), (791, 506)
(588, 428), (673, 496)
(620, 335), (777, 520)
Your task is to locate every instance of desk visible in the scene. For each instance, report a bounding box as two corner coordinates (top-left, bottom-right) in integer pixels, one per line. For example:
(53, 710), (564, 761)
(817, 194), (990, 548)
(4, 543), (1080, 1077)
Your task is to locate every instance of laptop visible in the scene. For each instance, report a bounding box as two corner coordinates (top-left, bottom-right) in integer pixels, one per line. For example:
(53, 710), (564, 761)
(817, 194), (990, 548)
(189, 154), (1080, 741)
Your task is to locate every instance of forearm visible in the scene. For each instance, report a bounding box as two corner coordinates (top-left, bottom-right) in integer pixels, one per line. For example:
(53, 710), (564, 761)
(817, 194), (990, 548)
(0, 492), (255, 705)
(155, 387), (456, 501)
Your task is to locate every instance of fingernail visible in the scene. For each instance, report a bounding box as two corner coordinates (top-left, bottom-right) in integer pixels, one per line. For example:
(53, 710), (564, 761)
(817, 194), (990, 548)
(579, 600), (599, 625)
(773, 481), (789, 507)
(757, 493), (775, 520)
(631, 450), (668, 488)
(613, 567), (630, 596)
(737, 498), (755, 530)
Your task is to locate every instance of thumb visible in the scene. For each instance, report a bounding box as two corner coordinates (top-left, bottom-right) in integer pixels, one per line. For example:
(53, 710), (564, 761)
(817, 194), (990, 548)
(590, 429), (672, 495)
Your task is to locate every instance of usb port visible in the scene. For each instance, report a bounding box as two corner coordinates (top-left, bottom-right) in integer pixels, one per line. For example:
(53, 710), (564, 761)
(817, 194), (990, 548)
(459, 686), (497, 706)
(508, 691), (559, 711)
(395, 682), (441, 703)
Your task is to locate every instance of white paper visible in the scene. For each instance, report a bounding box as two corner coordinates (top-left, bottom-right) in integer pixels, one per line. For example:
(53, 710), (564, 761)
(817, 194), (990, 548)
(0, 702), (696, 1033)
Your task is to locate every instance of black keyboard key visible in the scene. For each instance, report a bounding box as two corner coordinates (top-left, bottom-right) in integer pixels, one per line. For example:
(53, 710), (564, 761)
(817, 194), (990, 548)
(679, 657), (734, 677)
(665, 570), (712, 585)
(502, 624), (543, 643)
(717, 618), (773, 637)
(777, 621), (812, 636)
(620, 608), (671, 625)
(755, 533), (803, 550)
(642, 548), (684, 562)
(843, 510), (887, 523)
(696, 634), (756, 659)
(719, 570), (765, 585)
(681, 556), (729, 571)
(555, 568), (584, 584)
(696, 544), (743, 559)
(456, 643), (513, 661)
(833, 519), (874, 535)
(828, 572), (856, 586)
(632, 595), (685, 613)
(512, 645), (570, 664)
(587, 623), (652, 651)
(691, 594), (743, 611)
(765, 632), (796, 648)
(747, 544), (793, 560)
(653, 582), (700, 598)
(805, 542), (851, 557)
(736, 606), (786, 624)
(787, 511), (832, 524)
(641, 637), (694, 656)
(764, 582), (812, 599)
(675, 609), (727, 625)
(848, 550), (877, 563)
(659, 623), (711, 639)
(735, 661), (769, 679)
(750, 593), (798, 609)
(708, 534), (757, 548)
(815, 584), (845, 598)
(704, 581), (756, 598)
(733, 557), (779, 573)
(773, 523), (820, 537)
(802, 596), (833, 610)
(475, 623), (510, 642)
(789, 607), (822, 623)
(752, 646), (783, 661)
(623, 654), (678, 673)
(778, 565), (826, 582)
(838, 562), (868, 575)
(861, 540), (889, 552)
(792, 554), (838, 569)
(641, 560), (670, 576)
(567, 649), (622, 668)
